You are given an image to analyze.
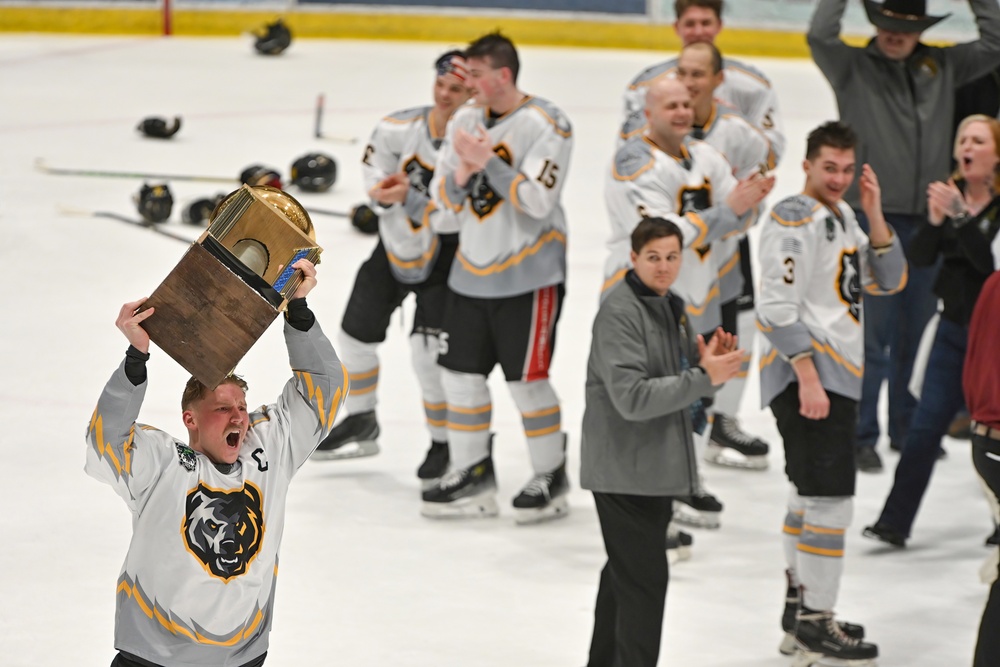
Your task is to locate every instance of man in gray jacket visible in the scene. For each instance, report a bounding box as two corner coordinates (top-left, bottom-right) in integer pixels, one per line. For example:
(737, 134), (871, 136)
(808, 0), (1000, 473)
(581, 217), (743, 667)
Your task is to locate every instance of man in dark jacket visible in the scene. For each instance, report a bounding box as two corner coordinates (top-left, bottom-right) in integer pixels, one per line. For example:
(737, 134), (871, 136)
(808, 0), (1000, 472)
(581, 217), (743, 667)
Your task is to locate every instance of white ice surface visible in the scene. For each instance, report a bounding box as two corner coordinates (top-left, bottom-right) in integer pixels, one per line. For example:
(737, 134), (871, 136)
(0, 34), (990, 666)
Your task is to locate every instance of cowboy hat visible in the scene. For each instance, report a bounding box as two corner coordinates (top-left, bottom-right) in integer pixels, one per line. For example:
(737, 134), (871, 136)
(864, 0), (949, 33)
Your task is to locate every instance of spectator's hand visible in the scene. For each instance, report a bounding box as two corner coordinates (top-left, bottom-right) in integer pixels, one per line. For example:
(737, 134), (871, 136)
(797, 374), (830, 420)
(725, 173), (776, 216)
(697, 329), (744, 386)
(116, 298), (154, 354)
(859, 164), (883, 218)
(369, 173), (409, 206)
(453, 125), (494, 172)
(927, 179), (965, 227)
(291, 258), (317, 300)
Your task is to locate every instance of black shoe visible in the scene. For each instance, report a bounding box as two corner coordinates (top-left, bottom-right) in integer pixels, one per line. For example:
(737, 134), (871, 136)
(311, 411), (379, 461)
(856, 446), (883, 473)
(416, 440), (449, 482)
(794, 608), (878, 662)
(862, 522), (906, 547)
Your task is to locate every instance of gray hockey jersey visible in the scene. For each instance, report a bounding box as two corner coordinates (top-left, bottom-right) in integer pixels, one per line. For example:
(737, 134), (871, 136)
(363, 105), (456, 284)
(85, 322), (348, 667)
(757, 195), (907, 408)
(430, 97), (572, 298)
(604, 134), (751, 334)
(620, 56), (786, 162)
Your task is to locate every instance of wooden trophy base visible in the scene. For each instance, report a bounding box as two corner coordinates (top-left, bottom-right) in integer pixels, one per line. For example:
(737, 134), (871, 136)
(142, 243), (280, 388)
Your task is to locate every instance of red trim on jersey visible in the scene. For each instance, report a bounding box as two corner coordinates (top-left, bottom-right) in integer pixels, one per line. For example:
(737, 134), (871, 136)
(524, 286), (558, 382)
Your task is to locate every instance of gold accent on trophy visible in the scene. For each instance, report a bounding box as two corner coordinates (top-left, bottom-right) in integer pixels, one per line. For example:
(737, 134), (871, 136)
(140, 185), (322, 388)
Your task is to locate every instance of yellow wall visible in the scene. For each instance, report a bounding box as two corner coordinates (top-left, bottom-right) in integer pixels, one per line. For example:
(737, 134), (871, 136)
(0, 6), (827, 57)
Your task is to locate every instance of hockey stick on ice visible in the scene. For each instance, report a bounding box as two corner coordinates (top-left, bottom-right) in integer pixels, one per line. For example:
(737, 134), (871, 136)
(58, 205), (194, 244)
(37, 158), (238, 183)
(307, 206), (350, 219)
(313, 94), (359, 145)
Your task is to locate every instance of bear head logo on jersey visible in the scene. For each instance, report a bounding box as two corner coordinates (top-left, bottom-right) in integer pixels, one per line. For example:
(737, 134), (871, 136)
(183, 482), (264, 580)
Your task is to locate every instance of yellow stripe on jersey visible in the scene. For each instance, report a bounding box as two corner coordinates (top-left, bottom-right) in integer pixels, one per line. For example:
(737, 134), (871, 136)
(456, 229), (566, 276)
(684, 284), (720, 316)
(528, 103), (572, 138)
(718, 250), (741, 279)
(509, 173), (527, 210)
(437, 178), (464, 213)
(758, 346), (779, 371)
(386, 234), (439, 270)
(611, 152), (656, 182)
(771, 210), (814, 227)
(811, 339), (863, 378)
(685, 211), (710, 248)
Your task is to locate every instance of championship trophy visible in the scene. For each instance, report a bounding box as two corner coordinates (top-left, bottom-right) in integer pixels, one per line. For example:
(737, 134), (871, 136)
(140, 185), (321, 388)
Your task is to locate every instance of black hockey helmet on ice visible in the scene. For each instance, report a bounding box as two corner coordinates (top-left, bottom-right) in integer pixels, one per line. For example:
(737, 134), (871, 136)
(290, 152), (337, 192)
(240, 164), (283, 189)
(135, 183), (174, 223)
(181, 194), (226, 226)
(254, 19), (292, 56)
(137, 116), (181, 139)
(351, 203), (379, 235)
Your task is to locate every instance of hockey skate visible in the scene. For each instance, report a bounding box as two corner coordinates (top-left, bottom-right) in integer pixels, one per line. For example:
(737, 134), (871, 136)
(704, 413), (769, 470)
(666, 524), (693, 565)
(310, 411), (380, 461)
(512, 461), (570, 525)
(420, 454), (498, 519)
(416, 440), (449, 489)
(791, 609), (878, 667)
(779, 571), (864, 655)
(673, 491), (723, 529)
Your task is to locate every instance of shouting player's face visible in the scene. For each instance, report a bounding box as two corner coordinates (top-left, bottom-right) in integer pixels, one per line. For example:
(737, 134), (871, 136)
(183, 383), (250, 466)
(803, 146), (856, 209)
(631, 235), (683, 297)
(956, 120), (1000, 184)
(674, 6), (722, 46)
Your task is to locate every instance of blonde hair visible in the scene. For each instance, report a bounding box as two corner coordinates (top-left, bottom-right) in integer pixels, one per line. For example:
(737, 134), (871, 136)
(953, 114), (1000, 191)
(181, 374), (248, 411)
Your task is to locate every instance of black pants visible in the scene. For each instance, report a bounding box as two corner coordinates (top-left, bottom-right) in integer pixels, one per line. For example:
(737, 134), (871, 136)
(587, 492), (672, 667)
(973, 433), (1000, 667)
(112, 651), (267, 667)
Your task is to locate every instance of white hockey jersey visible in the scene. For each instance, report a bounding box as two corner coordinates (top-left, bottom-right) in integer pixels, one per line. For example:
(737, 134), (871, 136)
(693, 102), (774, 304)
(757, 195), (907, 408)
(620, 56), (786, 163)
(363, 105), (456, 284)
(430, 97), (572, 298)
(85, 322), (348, 667)
(604, 134), (750, 334)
